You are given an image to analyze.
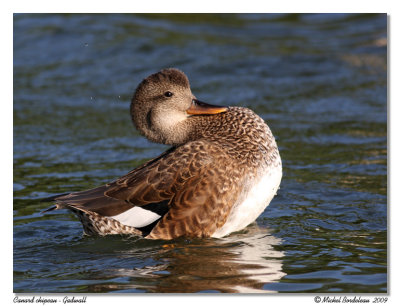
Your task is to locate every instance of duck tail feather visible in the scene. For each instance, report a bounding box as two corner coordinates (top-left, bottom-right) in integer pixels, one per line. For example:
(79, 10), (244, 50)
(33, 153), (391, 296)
(41, 193), (70, 203)
(41, 205), (58, 214)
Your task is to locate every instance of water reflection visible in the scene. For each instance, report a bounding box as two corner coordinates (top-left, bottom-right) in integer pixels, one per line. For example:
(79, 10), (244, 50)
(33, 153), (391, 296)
(95, 225), (285, 293)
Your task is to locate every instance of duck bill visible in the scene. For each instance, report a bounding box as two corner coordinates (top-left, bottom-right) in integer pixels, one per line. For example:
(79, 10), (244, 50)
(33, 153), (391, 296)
(186, 99), (228, 115)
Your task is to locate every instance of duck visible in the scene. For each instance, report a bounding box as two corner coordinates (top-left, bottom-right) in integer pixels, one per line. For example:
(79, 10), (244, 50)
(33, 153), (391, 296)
(43, 68), (282, 240)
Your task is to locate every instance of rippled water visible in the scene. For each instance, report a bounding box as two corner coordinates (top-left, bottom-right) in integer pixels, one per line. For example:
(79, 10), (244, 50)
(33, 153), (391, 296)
(13, 13), (387, 293)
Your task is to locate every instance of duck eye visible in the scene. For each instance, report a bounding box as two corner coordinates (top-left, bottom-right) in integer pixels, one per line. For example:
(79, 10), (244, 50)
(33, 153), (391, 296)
(164, 91), (173, 97)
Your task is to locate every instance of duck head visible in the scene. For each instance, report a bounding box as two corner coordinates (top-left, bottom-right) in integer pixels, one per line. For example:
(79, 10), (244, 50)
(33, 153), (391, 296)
(131, 68), (228, 146)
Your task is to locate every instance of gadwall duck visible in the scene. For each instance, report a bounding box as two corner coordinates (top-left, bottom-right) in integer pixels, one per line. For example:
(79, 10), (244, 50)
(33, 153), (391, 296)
(43, 68), (282, 240)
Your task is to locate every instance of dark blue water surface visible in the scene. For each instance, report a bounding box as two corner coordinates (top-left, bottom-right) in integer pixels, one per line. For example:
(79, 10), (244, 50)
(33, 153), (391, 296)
(13, 13), (387, 293)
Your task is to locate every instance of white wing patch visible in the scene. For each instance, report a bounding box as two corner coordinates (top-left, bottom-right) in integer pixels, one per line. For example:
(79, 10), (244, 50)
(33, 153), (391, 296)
(111, 207), (161, 228)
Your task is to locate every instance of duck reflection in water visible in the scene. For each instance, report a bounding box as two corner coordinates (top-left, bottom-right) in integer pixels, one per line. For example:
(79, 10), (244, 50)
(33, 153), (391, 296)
(86, 225), (285, 293)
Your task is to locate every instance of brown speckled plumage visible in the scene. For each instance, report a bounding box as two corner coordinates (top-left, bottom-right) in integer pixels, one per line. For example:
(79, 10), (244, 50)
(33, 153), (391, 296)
(74, 208), (142, 236)
(44, 68), (282, 240)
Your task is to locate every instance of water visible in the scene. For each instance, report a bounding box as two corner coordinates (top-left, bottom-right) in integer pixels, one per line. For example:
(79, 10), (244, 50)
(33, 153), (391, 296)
(13, 13), (387, 293)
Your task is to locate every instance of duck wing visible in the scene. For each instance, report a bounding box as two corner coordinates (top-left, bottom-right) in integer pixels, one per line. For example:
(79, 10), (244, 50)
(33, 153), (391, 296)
(146, 149), (240, 239)
(48, 141), (239, 236)
(47, 147), (174, 216)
